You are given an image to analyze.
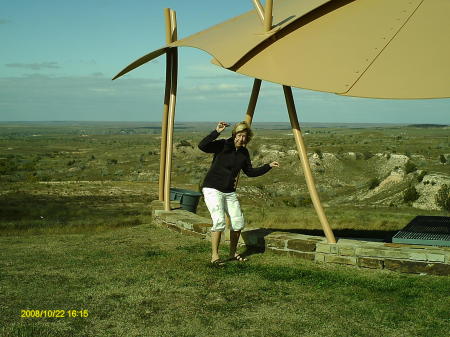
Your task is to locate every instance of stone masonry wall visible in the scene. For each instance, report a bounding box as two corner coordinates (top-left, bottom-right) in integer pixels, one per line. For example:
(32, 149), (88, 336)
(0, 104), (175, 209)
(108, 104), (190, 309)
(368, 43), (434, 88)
(151, 201), (450, 276)
(264, 232), (450, 276)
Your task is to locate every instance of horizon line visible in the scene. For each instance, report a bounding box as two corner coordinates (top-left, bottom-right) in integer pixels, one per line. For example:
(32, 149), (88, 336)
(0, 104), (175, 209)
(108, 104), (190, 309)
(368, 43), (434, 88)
(2, 120), (448, 125)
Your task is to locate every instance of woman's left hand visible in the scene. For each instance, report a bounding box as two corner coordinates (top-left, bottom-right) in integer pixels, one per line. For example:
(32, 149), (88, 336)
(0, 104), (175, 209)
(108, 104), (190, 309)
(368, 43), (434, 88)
(269, 161), (280, 168)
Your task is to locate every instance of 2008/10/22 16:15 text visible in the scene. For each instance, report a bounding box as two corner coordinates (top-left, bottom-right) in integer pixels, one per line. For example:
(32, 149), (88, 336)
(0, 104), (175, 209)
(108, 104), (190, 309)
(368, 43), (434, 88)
(21, 310), (89, 318)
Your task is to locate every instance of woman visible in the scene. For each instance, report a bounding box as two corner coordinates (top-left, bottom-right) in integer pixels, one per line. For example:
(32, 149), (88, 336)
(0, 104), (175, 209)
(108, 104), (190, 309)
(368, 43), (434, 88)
(198, 121), (279, 265)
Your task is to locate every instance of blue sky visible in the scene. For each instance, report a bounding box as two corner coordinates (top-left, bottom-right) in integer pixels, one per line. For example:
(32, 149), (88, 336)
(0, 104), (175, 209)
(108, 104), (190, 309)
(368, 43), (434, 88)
(1, 0), (449, 124)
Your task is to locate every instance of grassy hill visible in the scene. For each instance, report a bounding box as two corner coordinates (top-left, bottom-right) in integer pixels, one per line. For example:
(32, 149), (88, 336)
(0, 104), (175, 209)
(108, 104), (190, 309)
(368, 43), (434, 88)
(2, 222), (450, 337)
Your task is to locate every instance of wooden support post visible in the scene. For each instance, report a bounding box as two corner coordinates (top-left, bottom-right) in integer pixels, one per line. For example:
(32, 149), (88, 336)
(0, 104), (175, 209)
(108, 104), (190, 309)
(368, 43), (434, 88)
(245, 78), (261, 126)
(158, 9), (174, 201)
(282, 85), (336, 244)
(264, 0), (273, 32)
(158, 54), (170, 201)
(231, 78), (262, 193)
(163, 9), (178, 211)
(233, 78), (262, 192)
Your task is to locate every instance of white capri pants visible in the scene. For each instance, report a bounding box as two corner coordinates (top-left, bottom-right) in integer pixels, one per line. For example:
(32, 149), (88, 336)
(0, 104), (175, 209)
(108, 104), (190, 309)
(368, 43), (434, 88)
(202, 187), (245, 232)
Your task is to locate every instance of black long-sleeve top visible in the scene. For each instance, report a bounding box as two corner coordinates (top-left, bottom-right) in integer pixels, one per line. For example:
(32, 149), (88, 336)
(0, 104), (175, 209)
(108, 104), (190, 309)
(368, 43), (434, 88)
(198, 130), (271, 193)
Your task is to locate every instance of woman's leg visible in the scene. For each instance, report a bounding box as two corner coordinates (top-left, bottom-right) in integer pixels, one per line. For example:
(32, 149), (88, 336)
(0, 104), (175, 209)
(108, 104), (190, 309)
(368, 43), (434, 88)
(211, 231), (222, 262)
(224, 192), (245, 259)
(229, 230), (241, 258)
(202, 188), (226, 262)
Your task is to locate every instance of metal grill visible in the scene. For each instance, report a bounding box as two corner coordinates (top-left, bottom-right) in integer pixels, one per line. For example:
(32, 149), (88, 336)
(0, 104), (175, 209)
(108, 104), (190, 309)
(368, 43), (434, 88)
(392, 216), (450, 247)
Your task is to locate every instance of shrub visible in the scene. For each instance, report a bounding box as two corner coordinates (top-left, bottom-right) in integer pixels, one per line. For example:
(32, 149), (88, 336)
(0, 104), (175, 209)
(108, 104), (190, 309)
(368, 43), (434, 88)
(282, 199), (297, 207)
(297, 196), (312, 207)
(251, 147), (260, 157)
(314, 149), (323, 159)
(316, 167), (325, 174)
(417, 170), (427, 183)
(435, 184), (450, 211)
(439, 154), (447, 164)
(403, 185), (419, 203)
(282, 196), (312, 208)
(107, 159), (118, 165)
(0, 159), (19, 174)
(363, 151), (374, 160)
(177, 139), (192, 148)
(67, 160), (76, 166)
(404, 161), (417, 174)
(368, 177), (380, 190)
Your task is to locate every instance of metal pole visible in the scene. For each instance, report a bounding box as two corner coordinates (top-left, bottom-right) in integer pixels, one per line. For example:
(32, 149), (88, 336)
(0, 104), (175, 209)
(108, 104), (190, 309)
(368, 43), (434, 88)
(282, 85), (336, 244)
(158, 9), (173, 201)
(245, 78), (262, 126)
(264, 0), (273, 32)
(163, 9), (178, 211)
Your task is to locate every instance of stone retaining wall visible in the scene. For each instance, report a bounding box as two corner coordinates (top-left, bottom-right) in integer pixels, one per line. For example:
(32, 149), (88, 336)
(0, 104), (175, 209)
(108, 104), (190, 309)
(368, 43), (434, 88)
(264, 232), (450, 276)
(151, 201), (450, 276)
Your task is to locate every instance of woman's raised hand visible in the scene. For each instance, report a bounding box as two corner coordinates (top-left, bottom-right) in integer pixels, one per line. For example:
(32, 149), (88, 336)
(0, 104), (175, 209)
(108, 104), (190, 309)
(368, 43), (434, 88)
(269, 161), (280, 168)
(216, 121), (230, 133)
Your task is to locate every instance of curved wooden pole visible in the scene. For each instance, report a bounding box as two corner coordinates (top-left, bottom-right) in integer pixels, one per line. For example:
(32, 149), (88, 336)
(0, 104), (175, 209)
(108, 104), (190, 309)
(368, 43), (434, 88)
(163, 10), (178, 211)
(112, 47), (168, 81)
(234, 78), (262, 191)
(245, 78), (262, 126)
(282, 85), (336, 244)
(158, 51), (171, 201)
(164, 8), (173, 44)
(159, 8), (174, 202)
(251, 0), (265, 23)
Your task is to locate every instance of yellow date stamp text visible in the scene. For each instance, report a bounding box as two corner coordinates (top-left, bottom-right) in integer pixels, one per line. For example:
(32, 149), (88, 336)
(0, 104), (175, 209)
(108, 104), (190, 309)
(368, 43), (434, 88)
(20, 309), (89, 318)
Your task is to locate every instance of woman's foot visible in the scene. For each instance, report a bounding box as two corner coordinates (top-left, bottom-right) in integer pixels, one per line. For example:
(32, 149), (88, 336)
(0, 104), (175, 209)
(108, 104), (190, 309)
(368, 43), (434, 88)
(229, 254), (248, 262)
(210, 258), (225, 266)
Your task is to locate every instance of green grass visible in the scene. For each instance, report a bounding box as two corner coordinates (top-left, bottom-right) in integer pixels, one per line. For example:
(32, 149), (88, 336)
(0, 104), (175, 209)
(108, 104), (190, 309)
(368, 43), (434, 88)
(1, 122), (447, 238)
(1, 223), (450, 337)
(0, 181), (156, 235)
(1, 123), (449, 336)
(196, 197), (447, 239)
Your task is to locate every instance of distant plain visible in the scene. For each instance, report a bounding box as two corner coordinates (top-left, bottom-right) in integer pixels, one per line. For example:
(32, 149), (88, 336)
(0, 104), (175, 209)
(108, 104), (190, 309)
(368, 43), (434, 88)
(1, 121), (448, 236)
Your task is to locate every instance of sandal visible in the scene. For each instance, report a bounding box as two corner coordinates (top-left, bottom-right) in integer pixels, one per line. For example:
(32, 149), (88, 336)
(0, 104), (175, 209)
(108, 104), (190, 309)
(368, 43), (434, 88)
(229, 254), (248, 262)
(210, 259), (225, 266)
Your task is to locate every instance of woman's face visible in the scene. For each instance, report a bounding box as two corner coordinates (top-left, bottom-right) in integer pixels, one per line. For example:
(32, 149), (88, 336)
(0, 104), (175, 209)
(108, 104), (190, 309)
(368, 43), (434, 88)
(234, 131), (248, 148)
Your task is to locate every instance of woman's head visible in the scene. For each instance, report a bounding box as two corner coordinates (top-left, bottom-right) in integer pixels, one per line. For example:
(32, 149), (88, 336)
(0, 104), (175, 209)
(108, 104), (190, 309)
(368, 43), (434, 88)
(232, 121), (253, 148)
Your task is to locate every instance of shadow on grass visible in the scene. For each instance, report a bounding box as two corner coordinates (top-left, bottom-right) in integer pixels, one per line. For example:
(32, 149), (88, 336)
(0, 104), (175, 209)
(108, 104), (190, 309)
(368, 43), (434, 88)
(240, 228), (400, 259)
(283, 228), (398, 242)
(0, 192), (155, 234)
(242, 215), (450, 259)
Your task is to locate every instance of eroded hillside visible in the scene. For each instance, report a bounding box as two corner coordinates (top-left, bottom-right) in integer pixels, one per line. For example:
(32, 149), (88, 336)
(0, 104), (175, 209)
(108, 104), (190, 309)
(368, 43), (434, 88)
(1, 122), (448, 233)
